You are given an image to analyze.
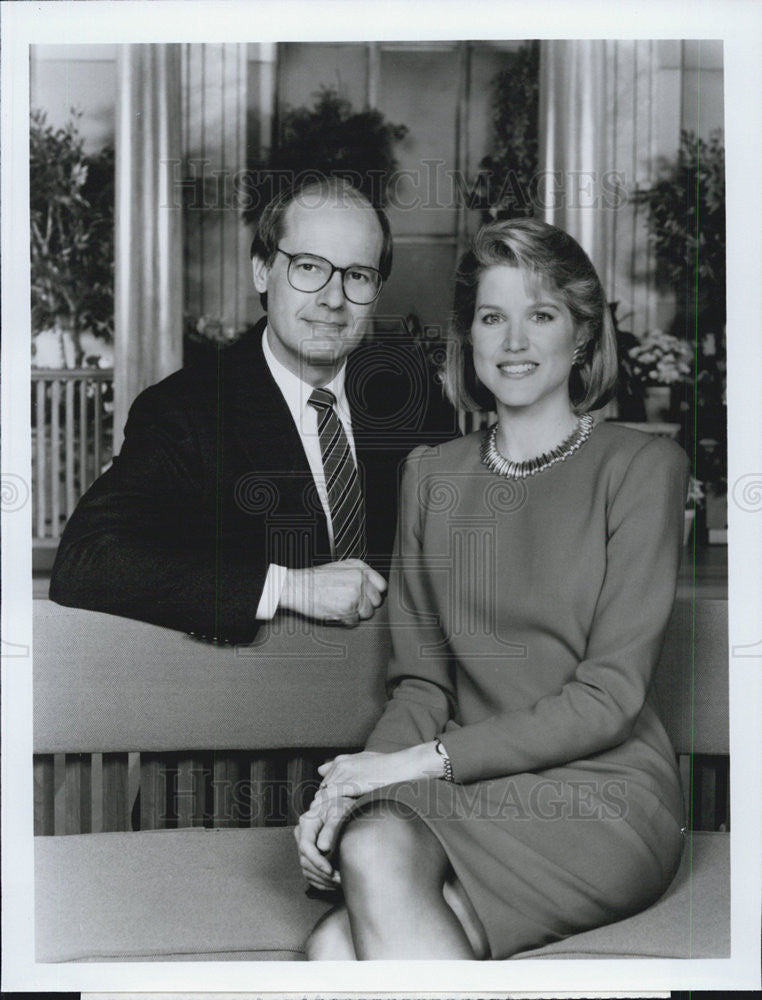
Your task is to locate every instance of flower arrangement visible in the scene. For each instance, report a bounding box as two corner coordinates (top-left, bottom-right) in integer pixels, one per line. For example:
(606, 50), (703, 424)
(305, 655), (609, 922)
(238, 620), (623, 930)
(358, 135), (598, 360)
(627, 330), (693, 387)
(183, 314), (258, 366)
(187, 314), (243, 346)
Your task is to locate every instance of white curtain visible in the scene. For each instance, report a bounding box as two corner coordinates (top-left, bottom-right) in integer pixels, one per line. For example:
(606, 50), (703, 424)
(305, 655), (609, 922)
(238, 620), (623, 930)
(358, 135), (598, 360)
(114, 44), (183, 450)
(538, 40), (664, 341)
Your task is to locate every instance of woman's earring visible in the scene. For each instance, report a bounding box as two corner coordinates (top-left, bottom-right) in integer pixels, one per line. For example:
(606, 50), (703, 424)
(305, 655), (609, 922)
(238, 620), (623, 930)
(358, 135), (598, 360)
(572, 342), (588, 367)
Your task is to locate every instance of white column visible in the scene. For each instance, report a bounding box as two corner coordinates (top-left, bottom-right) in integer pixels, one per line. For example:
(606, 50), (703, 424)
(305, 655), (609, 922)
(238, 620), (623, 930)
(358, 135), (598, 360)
(183, 43), (262, 332)
(538, 40), (674, 340)
(114, 44), (183, 451)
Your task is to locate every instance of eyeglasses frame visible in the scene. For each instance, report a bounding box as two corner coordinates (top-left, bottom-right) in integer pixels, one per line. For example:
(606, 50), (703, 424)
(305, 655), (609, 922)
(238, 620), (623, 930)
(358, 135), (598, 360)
(275, 247), (384, 305)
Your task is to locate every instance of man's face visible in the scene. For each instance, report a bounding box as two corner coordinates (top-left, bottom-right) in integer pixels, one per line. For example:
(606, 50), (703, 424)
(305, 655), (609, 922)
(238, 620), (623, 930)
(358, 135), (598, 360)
(252, 194), (384, 386)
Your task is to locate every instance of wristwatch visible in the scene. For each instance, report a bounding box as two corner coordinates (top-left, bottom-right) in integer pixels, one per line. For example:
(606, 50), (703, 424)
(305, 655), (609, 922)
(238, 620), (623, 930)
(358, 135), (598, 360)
(434, 738), (454, 783)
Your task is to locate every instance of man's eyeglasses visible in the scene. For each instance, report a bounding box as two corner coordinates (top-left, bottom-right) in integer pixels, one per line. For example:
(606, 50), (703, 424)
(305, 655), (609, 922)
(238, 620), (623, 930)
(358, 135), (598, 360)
(276, 248), (383, 305)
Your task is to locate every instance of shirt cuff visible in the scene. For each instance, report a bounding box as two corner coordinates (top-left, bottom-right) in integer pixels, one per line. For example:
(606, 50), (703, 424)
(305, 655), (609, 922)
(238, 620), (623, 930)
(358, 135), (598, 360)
(255, 564), (288, 620)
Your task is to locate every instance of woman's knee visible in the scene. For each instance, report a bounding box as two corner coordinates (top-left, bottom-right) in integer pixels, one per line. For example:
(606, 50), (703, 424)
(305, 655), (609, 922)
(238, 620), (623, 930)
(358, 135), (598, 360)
(338, 800), (447, 891)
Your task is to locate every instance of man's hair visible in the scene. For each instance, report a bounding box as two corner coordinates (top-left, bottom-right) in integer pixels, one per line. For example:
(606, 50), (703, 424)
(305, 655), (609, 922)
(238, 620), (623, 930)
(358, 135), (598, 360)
(250, 175), (393, 310)
(442, 217), (618, 414)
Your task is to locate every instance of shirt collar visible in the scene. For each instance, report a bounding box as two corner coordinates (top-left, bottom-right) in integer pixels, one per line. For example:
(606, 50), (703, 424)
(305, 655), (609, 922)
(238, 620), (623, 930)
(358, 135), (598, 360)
(261, 327), (349, 424)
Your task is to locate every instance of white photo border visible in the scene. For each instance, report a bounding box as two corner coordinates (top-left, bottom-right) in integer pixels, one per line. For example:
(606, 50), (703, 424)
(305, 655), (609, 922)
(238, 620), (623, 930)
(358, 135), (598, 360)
(2, 0), (760, 993)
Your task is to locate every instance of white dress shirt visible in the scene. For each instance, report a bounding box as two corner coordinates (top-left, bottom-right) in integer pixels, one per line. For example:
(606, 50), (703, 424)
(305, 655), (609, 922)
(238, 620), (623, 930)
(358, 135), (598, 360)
(255, 328), (358, 620)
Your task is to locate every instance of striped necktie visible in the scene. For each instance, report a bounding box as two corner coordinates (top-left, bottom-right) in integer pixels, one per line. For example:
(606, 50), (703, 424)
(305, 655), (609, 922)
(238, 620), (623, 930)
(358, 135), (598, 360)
(308, 388), (367, 561)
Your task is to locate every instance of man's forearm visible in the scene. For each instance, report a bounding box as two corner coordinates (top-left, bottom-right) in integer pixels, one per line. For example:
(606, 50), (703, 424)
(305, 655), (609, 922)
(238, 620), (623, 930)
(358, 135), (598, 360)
(50, 527), (269, 644)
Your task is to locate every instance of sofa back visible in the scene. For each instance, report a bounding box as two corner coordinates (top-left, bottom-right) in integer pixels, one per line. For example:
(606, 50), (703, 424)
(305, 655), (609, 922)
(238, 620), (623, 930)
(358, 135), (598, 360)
(34, 597), (728, 757)
(33, 600), (390, 755)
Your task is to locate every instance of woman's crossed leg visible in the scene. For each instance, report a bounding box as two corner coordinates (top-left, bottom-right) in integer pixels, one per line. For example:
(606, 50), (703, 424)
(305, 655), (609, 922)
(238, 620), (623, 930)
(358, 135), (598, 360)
(306, 800), (489, 960)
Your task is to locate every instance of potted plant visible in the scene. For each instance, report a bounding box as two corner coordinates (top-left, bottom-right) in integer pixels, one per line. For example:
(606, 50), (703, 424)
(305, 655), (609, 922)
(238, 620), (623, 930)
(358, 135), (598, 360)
(471, 42), (540, 220)
(30, 108), (114, 368)
(636, 129), (725, 337)
(635, 129), (726, 535)
(240, 86), (408, 226)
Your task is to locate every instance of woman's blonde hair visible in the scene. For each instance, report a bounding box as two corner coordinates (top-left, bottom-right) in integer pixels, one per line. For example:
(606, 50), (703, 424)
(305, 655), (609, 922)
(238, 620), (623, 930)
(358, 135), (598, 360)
(442, 218), (618, 414)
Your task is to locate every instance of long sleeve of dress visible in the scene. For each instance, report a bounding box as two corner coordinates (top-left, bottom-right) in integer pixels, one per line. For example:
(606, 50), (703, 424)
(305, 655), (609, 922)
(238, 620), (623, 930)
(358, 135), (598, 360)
(366, 435), (689, 782)
(364, 446), (456, 751)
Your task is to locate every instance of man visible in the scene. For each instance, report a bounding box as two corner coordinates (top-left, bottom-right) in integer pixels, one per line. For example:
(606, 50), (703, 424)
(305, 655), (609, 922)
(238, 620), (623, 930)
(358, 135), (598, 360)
(50, 177), (456, 644)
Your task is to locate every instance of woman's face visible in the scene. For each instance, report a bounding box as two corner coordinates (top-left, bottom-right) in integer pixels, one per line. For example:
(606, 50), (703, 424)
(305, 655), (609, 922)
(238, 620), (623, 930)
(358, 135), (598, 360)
(470, 265), (580, 417)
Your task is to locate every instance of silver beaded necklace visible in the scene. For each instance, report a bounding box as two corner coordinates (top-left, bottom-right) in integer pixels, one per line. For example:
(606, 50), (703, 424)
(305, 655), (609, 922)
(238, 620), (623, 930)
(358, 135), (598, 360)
(480, 413), (594, 479)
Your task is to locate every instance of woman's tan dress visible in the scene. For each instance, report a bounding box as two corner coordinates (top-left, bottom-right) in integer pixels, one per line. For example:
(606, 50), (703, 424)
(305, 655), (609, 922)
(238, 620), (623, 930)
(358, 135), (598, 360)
(360, 422), (689, 959)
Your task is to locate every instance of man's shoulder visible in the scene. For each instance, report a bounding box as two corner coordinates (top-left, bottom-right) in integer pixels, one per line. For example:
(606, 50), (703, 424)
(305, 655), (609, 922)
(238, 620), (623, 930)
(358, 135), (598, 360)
(347, 338), (461, 448)
(129, 330), (268, 420)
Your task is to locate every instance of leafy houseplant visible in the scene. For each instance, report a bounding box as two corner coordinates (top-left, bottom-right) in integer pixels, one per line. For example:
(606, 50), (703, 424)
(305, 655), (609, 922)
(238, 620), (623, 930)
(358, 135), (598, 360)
(615, 327), (693, 424)
(240, 86), (408, 226)
(30, 109), (115, 367)
(635, 129), (726, 507)
(473, 42), (540, 220)
(636, 129), (725, 332)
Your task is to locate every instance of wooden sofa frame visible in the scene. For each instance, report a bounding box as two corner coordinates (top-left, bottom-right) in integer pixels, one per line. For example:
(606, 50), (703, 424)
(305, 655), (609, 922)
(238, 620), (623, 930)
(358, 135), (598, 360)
(33, 596), (729, 962)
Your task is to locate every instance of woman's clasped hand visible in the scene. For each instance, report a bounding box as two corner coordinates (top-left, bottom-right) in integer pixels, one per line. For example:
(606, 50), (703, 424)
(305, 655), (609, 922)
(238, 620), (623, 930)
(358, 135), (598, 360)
(295, 745), (444, 890)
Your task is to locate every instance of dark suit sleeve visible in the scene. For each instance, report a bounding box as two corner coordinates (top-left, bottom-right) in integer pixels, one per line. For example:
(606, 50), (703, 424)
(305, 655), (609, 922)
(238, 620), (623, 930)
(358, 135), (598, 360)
(49, 383), (268, 644)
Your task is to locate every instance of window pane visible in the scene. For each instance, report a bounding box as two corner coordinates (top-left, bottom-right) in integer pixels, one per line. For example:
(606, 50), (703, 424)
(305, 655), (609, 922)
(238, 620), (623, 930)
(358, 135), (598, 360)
(277, 43), (368, 112)
(378, 48), (460, 236)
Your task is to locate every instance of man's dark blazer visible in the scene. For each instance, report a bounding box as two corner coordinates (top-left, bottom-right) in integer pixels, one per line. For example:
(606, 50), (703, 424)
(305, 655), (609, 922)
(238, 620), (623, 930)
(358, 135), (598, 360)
(49, 319), (458, 644)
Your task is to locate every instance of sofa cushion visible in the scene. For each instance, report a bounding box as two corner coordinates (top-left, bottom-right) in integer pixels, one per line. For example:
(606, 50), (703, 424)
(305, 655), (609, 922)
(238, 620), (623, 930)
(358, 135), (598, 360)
(36, 827), (728, 963)
(35, 827), (331, 962)
(513, 832), (729, 959)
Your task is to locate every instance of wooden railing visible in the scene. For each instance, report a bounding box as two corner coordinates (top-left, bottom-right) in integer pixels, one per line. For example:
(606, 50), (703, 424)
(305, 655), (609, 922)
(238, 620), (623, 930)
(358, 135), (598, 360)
(459, 409), (494, 436)
(33, 748), (339, 835)
(32, 369), (114, 543)
(32, 747), (729, 836)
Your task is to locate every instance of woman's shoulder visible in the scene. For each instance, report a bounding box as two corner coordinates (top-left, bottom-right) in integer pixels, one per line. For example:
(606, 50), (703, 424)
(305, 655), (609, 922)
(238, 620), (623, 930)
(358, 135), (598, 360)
(589, 422), (690, 502)
(591, 420), (688, 469)
(405, 431), (483, 471)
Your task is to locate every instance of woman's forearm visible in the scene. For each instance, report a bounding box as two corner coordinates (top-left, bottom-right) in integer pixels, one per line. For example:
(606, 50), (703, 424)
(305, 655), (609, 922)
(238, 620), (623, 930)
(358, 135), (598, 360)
(318, 741), (445, 795)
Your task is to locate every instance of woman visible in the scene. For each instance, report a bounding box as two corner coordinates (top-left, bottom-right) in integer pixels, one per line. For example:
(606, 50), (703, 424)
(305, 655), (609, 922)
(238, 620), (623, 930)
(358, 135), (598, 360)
(295, 218), (689, 960)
